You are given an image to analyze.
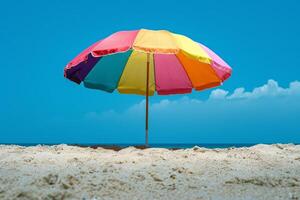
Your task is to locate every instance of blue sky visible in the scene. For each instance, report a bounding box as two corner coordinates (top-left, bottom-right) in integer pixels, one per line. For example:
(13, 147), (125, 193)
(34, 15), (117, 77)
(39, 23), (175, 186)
(0, 0), (300, 144)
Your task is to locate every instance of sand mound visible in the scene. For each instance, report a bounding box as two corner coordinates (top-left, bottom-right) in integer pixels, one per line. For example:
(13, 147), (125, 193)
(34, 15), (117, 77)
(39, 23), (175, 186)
(0, 144), (299, 200)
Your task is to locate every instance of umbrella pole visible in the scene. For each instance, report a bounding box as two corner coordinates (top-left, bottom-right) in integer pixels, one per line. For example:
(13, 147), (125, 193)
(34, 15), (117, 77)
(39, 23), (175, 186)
(145, 53), (150, 147)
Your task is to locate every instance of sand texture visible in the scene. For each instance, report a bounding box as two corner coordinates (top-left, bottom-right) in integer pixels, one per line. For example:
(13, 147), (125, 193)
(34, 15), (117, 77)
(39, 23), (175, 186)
(0, 144), (300, 200)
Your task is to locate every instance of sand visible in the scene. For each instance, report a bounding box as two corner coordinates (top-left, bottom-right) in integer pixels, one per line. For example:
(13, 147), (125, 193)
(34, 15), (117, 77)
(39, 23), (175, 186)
(0, 144), (300, 200)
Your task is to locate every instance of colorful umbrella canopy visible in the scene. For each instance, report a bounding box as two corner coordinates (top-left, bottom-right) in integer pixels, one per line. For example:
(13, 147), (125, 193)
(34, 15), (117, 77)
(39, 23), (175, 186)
(64, 29), (232, 145)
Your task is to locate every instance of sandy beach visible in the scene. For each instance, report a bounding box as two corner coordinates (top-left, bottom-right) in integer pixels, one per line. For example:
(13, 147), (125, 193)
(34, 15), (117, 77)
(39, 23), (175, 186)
(0, 144), (299, 200)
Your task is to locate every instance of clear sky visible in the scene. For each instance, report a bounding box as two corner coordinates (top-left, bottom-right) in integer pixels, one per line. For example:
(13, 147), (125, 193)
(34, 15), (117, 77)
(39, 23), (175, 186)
(1, 0), (300, 144)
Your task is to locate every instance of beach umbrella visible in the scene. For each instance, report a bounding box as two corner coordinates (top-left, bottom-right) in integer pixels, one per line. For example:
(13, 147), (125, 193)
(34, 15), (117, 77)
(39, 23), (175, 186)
(64, 29), (232, 146)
